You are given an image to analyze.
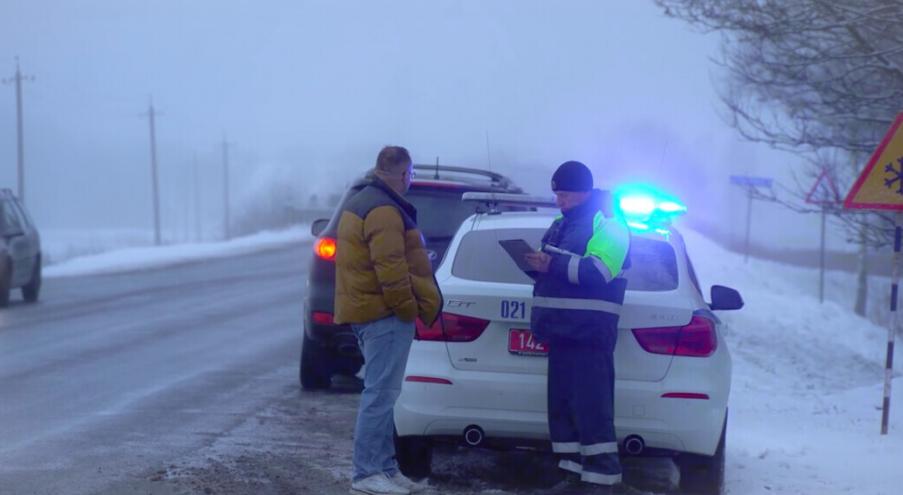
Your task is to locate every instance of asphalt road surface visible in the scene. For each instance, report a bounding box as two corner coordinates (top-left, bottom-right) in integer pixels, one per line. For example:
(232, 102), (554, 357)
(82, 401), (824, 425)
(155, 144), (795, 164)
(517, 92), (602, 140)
(0, 243), (676, 495)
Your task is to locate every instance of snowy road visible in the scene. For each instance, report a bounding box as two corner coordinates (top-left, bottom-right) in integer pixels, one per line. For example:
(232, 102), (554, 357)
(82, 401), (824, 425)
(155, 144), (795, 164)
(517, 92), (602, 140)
(0, 243), (313, 494)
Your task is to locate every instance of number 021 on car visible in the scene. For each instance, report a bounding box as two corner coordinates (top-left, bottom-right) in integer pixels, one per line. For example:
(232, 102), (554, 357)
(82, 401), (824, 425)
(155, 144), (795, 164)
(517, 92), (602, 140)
(508, 329), (548, 356)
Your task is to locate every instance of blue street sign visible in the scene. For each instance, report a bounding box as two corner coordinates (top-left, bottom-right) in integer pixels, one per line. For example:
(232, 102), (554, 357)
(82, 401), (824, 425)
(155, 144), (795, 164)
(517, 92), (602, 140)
(730, 175), (773, 188)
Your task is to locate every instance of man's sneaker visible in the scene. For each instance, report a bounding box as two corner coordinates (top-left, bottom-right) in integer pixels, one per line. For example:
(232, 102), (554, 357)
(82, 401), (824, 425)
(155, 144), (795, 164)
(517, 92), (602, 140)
(350, 474), (410, 495)
(388, 472), (427, 493)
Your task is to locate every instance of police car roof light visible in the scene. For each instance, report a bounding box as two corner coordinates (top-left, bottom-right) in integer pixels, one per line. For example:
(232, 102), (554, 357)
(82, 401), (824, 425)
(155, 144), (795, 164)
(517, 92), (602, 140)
(614, 184), (687, 223)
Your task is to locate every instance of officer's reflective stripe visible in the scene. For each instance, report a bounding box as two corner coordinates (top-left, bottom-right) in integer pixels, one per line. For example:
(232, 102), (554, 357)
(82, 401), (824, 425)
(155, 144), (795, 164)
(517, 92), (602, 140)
(533, 296), (622, 315)
(589, 255), (613, 283)
(558, 460), (583, 474)
(580, 471), (622, 485)
(567, 256), (580, 284)
(551, 441), (580, 453)
(581, 441), (619, 456)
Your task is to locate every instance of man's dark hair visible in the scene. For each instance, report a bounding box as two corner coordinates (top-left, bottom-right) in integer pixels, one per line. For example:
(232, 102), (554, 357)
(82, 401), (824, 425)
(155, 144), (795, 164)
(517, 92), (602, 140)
(375, 146), (412, 174)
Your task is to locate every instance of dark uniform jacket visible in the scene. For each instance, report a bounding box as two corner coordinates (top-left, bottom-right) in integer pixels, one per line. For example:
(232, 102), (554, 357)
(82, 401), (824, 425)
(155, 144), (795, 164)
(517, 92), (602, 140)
(334, 175), (442, 326)
(531, 189), (631, 343)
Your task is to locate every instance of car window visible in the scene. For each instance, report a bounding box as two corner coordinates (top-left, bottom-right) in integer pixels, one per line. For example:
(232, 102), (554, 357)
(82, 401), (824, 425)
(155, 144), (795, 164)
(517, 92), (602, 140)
(0, 199), (25, 234)
(452, 228), (546, 284)
(406, 190), (484, 240)
(621, 237), (679, 291)
(452, 227), (679, 291)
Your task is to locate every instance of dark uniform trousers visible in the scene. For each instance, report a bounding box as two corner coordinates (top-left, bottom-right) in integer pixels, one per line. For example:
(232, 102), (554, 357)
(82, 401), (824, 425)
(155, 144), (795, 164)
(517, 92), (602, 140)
(548, 327), (622, 485)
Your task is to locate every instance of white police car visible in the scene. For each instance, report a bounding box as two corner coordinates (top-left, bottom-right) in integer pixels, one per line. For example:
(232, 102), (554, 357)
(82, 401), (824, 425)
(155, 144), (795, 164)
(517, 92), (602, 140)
(393, 187), (743, 494)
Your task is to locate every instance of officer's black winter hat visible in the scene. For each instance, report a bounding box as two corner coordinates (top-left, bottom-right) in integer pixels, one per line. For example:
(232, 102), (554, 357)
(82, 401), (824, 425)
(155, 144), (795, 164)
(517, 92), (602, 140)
(551, 161), (593, 192)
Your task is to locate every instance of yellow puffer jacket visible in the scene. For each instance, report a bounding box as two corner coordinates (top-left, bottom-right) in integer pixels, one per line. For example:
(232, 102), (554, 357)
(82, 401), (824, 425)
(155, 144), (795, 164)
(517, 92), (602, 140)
(334, 177), (442, 326)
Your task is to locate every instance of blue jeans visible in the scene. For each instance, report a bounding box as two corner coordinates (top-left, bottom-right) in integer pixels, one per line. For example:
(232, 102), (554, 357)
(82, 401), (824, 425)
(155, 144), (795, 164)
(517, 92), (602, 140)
(351, 315), (415, 481)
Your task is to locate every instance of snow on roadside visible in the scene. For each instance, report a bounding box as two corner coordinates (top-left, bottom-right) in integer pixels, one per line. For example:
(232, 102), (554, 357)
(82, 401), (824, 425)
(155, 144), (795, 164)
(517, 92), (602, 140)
(680, 225), (903, 495)
(44, 225), (311, 278)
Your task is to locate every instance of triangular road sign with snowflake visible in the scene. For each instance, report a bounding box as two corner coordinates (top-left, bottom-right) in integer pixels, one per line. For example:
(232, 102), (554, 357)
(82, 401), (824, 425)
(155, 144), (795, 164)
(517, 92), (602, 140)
(845, 113), (903, 210)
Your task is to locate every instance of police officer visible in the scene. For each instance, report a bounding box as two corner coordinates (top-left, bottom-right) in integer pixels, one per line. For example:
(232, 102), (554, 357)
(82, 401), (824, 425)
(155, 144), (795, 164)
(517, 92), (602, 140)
(524, 161), (632, 493)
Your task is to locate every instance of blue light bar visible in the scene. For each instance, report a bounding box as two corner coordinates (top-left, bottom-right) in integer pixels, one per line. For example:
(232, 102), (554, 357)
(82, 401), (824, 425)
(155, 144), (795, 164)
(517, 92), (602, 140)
(613, 184), (686, 228)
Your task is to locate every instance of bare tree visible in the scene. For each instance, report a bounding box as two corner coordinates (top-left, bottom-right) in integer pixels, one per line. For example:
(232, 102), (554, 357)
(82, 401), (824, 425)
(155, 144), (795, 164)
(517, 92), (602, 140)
(657, 0), (903, 314)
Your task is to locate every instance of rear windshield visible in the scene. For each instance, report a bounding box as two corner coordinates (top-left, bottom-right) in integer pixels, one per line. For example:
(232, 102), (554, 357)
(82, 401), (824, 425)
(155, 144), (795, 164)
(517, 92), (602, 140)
(451, 227), (679, 291)
(329, 187), (487, 241)
(406, 190), (482, 240)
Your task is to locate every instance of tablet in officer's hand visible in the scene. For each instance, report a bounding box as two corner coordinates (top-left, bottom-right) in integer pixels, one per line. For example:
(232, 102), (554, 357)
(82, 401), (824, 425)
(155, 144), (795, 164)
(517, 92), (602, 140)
(498, 239), (538, 273)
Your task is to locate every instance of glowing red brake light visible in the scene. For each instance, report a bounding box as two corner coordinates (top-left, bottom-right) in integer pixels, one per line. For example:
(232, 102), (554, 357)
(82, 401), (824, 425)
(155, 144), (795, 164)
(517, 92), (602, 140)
(311, 311), (335, 325)
(415, 312), (490, 342)
(631, 315), (717, 357)
(314, 237), (337, 261)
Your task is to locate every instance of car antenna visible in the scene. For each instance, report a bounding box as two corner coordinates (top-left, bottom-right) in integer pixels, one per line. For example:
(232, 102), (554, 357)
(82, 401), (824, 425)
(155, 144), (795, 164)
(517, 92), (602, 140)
(434, 156), (440, 180)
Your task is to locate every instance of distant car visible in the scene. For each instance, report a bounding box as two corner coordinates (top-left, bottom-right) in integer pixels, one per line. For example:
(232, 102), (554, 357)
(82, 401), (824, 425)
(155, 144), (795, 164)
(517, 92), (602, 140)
(0, 189), (42, 307)
(300, 165), (527, 390)
(392, 190), (743, 495)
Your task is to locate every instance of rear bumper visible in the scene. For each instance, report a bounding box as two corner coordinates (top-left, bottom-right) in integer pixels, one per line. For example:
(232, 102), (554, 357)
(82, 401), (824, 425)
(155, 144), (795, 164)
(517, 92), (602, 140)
(395, 341), (729, 456)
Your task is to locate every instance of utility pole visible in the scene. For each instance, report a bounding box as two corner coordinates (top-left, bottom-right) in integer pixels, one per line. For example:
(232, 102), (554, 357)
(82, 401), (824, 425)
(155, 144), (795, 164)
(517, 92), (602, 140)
(221, 136), (231, 240)
(143, 99), (162, 246)
(2, 57), (35, 204)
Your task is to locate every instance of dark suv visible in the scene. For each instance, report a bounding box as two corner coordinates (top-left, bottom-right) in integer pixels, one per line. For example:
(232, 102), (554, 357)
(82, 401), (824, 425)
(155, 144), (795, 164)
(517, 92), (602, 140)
(300, 165), (524, 389)
(0, 189), (42, 307)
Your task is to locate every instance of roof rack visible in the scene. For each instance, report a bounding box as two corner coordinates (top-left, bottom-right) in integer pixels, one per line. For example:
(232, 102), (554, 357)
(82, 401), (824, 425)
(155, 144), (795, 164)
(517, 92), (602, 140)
(462, 192), (557, 213)
(413, 164), (515, 190)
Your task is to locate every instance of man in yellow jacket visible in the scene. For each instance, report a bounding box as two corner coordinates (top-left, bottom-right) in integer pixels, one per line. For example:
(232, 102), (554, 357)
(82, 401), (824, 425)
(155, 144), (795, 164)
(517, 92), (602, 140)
(335, 146), (441, 495)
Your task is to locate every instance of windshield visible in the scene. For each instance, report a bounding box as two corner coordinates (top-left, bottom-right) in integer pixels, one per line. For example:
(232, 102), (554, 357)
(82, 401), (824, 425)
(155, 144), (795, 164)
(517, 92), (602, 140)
(451, 227), (680, 291)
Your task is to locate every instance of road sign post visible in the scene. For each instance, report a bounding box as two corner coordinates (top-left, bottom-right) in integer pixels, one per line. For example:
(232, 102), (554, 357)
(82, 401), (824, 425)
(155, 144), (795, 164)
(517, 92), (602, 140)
(806, 169), (841, 303)
(844, 112), (903, 435)
(730, 175), (774, 263)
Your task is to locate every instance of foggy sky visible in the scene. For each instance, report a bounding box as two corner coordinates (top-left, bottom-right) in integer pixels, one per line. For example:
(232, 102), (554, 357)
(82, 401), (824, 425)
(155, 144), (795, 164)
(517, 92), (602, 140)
(1, 0), (829, 249)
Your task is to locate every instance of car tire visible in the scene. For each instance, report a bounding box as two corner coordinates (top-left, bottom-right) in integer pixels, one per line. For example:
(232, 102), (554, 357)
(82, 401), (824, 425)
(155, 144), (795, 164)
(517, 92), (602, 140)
(678, 412), (726, 495)
(300, 332), (333, 390)
(0, 258), (11, 308)
(394, 431), (432, 478)
(22, 256), (41, 303)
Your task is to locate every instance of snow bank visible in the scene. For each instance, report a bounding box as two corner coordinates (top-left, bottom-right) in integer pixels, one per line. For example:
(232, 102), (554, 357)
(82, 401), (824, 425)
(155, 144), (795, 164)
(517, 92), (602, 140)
(680, 226), (903, 495)
(44, 225), (311, 278)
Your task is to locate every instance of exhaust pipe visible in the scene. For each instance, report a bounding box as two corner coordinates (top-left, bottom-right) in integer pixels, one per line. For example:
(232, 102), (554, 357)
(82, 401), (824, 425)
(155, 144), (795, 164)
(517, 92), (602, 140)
(623, 435), (645, 455)
(463, 425), (484, 447)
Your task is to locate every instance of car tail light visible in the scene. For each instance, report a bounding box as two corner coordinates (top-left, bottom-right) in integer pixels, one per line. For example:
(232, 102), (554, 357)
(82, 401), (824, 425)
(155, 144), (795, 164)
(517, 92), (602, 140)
(631, 315), (717, 357)
(311, 311), (335, 325)
(314, 237), (337, 261)
(415, 312), (490, 342)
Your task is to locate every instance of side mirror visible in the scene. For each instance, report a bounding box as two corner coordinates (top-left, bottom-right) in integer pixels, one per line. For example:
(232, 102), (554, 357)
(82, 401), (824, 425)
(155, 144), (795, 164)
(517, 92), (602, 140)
(710, 285), (744, 311)
(311, 218), (329, 237)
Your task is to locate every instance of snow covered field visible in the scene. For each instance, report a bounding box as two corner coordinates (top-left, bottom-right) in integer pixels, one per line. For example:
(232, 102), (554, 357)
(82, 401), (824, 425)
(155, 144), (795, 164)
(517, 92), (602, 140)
(681, 227), (903, 495)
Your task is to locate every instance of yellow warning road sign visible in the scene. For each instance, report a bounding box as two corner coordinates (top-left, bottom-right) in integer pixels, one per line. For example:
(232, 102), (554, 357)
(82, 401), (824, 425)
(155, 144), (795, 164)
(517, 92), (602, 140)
(845, 113), (903, 210)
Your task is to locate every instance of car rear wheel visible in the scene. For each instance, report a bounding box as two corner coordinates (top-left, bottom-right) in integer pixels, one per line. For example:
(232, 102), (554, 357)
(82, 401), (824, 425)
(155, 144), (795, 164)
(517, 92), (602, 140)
(300, 333), (333, 390)
(678, 412), (726, 495)
(394, 431), (432, 478)
(0, 258), (11, 308)
(22, 256), (41, 303)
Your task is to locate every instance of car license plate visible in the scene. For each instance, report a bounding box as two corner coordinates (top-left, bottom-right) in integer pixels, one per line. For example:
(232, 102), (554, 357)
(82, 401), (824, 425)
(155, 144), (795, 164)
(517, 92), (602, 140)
(508, 329), (548, 356)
